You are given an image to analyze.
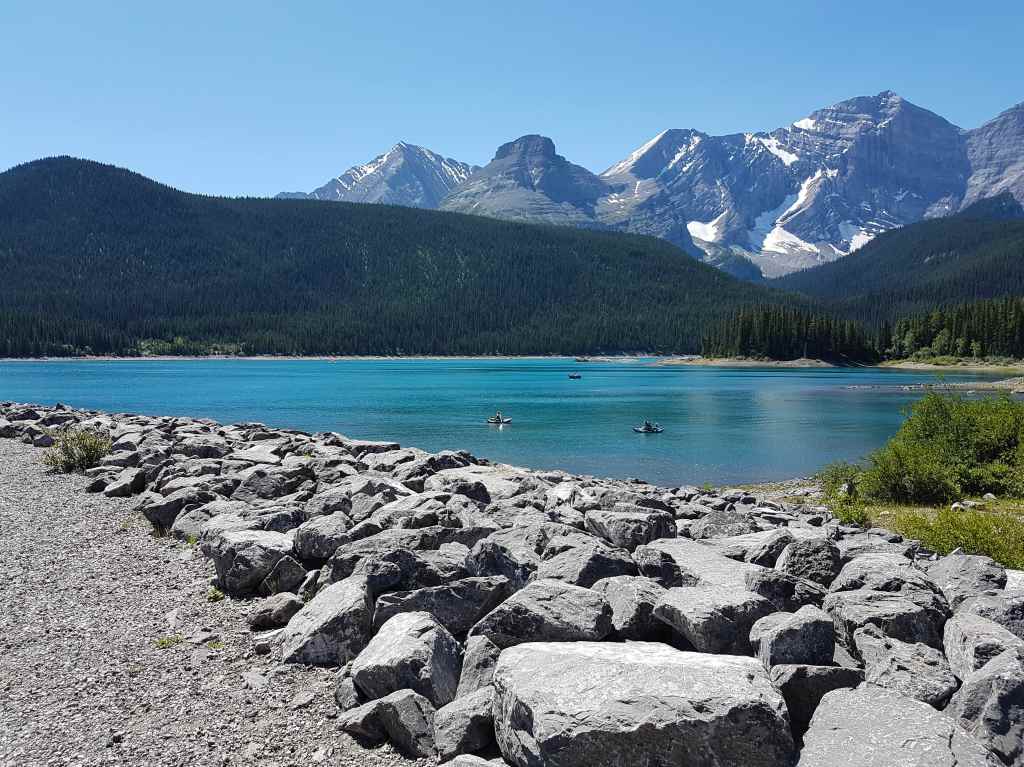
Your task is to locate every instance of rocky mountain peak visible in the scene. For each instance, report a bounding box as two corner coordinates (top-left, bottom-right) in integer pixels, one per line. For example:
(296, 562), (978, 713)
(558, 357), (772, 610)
(494, 135), (558, 160)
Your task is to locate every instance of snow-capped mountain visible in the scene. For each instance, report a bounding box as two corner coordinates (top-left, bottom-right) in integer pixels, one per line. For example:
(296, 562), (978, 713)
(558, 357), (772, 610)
(599, 92), (974, 276)
(280, 93), (1024, 278)
(277, 142), (476, 209)
(439, 135), (612, 226)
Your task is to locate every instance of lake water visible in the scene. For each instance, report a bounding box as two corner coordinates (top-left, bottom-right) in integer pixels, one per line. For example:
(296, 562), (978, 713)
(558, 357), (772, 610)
(0, 359), (1000, 487)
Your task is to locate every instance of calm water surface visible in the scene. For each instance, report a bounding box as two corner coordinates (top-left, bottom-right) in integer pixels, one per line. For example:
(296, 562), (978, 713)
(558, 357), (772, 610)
(0, 359), (1000, 486)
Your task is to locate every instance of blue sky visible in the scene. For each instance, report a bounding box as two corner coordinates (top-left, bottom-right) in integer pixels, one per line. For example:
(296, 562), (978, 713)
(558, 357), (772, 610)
(3, 1), (1021, 196)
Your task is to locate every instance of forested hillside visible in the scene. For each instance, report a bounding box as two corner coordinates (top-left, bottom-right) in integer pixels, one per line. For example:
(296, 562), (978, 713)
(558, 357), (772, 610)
(771, 194), (1024, 324)
(0, 157), (794, 357)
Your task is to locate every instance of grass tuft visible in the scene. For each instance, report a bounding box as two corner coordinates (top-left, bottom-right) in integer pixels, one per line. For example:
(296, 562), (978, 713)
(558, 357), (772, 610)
(42, 428), (111, 473)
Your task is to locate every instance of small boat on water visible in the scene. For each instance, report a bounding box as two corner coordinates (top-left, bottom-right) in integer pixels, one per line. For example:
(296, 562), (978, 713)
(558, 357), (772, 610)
(568, 373), (582, 379)
(487, 411), (512, 425)
(633, 420), (663, 434)
(574, 357), (590, 363)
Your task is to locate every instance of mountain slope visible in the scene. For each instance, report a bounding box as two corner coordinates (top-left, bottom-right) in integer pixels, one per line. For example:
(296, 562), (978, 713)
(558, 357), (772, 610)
(0, 157), (795, 357)
(964, 102), (1024, 208)
(277, 143), (476, 208)
(770, 193), (1024, 323)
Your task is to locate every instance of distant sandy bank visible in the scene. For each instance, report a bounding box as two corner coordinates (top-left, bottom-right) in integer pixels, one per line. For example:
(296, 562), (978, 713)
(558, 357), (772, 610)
(653, 357), (837, 368)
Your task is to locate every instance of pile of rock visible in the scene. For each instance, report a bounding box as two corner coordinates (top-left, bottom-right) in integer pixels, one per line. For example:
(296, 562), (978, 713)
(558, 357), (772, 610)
(2, 400), (1023, 767)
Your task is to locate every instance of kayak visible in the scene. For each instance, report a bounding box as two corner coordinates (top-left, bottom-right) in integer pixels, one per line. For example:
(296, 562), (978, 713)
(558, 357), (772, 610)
(487, 416), (512, 425)
(568, 373), (581, 379)
(633, 425), (663, 434)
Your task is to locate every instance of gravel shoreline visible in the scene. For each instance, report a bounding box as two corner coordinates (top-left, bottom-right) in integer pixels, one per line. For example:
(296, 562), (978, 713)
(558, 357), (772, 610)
(0, 439), (425, 767)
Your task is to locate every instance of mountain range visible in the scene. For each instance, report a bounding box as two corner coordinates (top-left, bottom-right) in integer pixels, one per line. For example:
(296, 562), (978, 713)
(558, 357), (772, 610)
(279, 92), (1024, 279)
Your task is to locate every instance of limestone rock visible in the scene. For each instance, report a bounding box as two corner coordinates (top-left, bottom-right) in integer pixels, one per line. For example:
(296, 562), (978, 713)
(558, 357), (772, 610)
(467, 579), (613, 649)
(455, 635), (501, 699)
(492, 641), (795, 767)
(854, 624), (958, 707)
(949, 647), (1024, 767)
(247, 592), (304, 630)
(583, 507), (676, 551)
(433, 686), (495, 761)
(929, 554), (1007, 609)
(776, 538), (842, 587)
(590, 575), (669, 641)
(944, 611), (1024, 681)
(769, 664), (864, 738)
(798, 685), (1001, 766)
(654, 585), (775, 654)
(351, 612), (463, 707)
(372, 576), (512, 636)
(749, 606), (834, 669)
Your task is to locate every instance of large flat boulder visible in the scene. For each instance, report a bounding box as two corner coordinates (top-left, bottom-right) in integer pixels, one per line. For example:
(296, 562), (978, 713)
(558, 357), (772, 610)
(590, 575), (669, 641)
(492, 641), (795, 767)
(749, 606), (834, 669)
(799, 685), (1002, 767)
(769, 664), (863, 738)
(534, 532), (636, 587)
(823, 588), (950, 653)
(467, 579), (612, 649)
(958, 592), (1024, 641)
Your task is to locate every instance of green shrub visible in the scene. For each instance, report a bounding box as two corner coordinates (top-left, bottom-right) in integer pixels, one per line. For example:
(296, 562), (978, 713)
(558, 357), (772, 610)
(42, 428), (111, 473)
(858, 392), (1024, 504)
(891, 507), (1024, 569)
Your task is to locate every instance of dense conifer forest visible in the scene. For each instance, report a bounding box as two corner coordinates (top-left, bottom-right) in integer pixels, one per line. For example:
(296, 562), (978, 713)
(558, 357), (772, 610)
(2, 158), (1023, 361)
(0, 158), (794, 357)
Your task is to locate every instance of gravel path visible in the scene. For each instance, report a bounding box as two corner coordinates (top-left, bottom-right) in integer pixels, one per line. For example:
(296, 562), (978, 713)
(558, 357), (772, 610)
(0, 440), (428, 767)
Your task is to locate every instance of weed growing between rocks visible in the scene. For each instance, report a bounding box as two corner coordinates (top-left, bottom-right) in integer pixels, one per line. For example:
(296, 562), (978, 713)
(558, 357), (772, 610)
(42, 428), (111, 473)
(206, 586), (225, 603)
(154, 634), (184, 650)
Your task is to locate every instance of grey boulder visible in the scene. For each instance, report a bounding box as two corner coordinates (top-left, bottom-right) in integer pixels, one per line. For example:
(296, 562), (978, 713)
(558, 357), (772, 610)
(455, 635), (501, 699)
(798, 685), (1001, 766)
(467, 579), (613, 649)
(201, 529), (293, 597)
(534, 532), (636, 587)
(749, 606), (834, 669)
(247, 592), (304, 630)
(292, 513), (354, 563)
(929, 554), (1007, 609)
(854, 624), (958, 707)
(823, 588), (950, 653)
(949, 647), (1024, 767)
(944, 611), (1024, 681)
(776, 538), (842, 587)
(583, 506), (676, 551)
(590, 575), (669, 641)
(351, 612), (463, 707)
(492, 641), (795, 767)
(372, 576), (512, 635)
(339, 688), (436, 757)
(958, 592), (1024, 641)
(278, 573), (373, 665)
(654, 585), (775, 654)
(433, 685), (495, 761)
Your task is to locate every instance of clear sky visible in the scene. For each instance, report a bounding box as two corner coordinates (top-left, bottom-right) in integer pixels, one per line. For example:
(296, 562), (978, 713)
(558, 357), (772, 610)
(4, 0), (1022, 197)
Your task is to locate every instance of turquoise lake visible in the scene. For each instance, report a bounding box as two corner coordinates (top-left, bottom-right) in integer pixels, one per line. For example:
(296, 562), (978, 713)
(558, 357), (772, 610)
(0, 359), (1001, 487)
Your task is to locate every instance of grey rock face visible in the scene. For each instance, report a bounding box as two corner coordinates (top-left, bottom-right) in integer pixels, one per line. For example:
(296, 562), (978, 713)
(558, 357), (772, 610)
(590, 575), (669, 640)
(958, 593), (1024, 641)
(964, 103), (1024, 209)
(823, 588), (950, 653)
(292, 513), (354, 563)
(338, 688), (437, 757)
(944, 611), (1024, 681)
(749, 606), (834, 668)
(231, 464), (312, 504)
(492, 641), (795, 767)
(829, 552), (941, 595)
(929, 554), (1007, 609)
(949, 647), (1024, 767)
(202, 529), (294, 597)
(103, 467), (147, 497)
(689, 508), (760, 539)
(776, 538), (842, 586)
(745, 567), (828, 612)
(280, 142), (476, 209)
(769, 664), (864, 738)
(654, 585), (775, 654)
(351, 612), (463, 707)
(467, 524), (575, 589)
(708, 528), (798, 566)
(372, 576), (512, 635)
(854, 624), (958, 707)
(247, 592), (304, 629)
(534, 531), (636, 587)
(583, 507), (676, 551)
(433, 686), (495, 761)
(798, 685), (1002, 767)
(278, 574), (373, 665)
(440, 135), (611, 228)
(467, 579), (613, 649)
(455, 635), (501, 699)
